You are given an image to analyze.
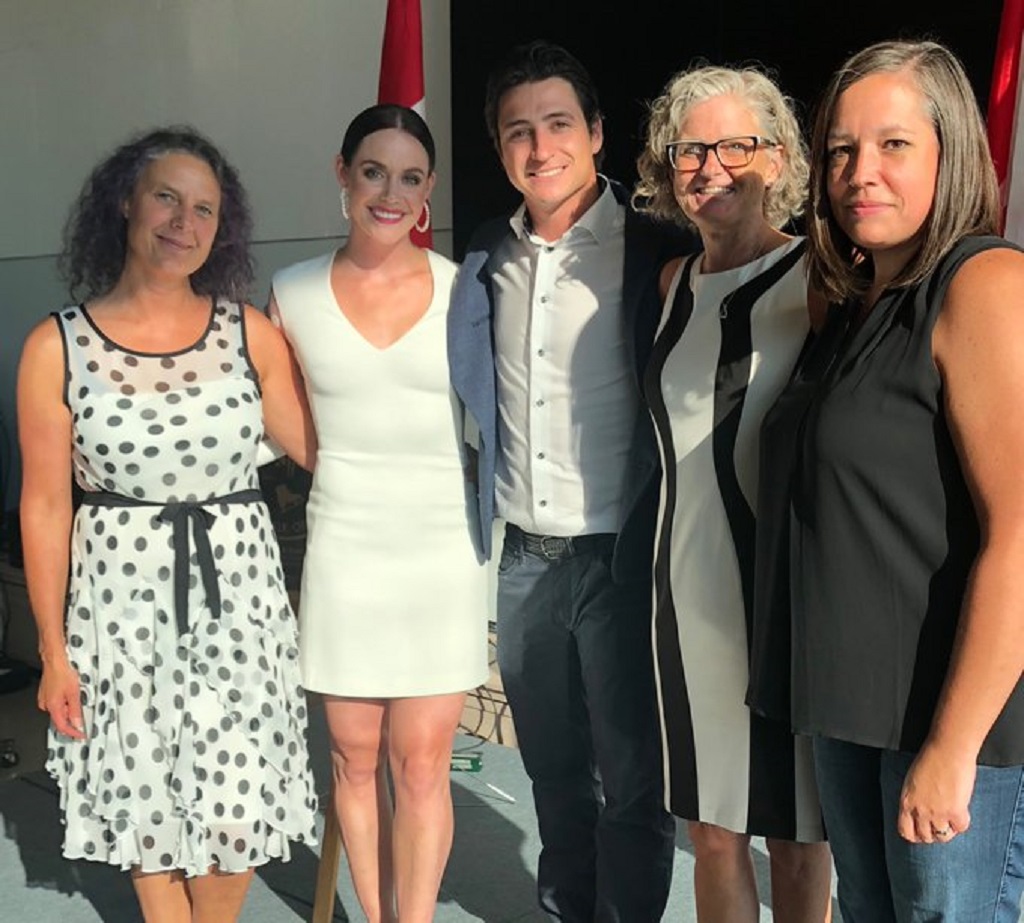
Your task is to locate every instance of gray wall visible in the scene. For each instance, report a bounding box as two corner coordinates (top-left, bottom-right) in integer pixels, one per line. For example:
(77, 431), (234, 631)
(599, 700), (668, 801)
(0, 0), (453, 509)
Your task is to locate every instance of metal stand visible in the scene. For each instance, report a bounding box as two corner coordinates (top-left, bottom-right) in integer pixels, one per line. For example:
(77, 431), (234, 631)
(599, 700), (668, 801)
(311, 779), (343, 923)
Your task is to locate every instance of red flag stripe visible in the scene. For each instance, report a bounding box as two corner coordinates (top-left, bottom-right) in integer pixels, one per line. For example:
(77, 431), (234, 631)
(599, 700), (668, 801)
(988, 0), (1024, 237)
(378, 0), (432, 248)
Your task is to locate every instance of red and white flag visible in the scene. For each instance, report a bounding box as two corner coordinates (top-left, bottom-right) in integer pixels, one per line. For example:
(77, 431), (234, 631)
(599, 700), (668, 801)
(378, 0), (432, 248)
(988, 0), (1024, 242)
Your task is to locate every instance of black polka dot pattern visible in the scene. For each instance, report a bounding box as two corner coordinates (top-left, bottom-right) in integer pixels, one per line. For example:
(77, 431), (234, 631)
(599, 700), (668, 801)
(63, 302), (262, 504)
(46, 301), (317, 876)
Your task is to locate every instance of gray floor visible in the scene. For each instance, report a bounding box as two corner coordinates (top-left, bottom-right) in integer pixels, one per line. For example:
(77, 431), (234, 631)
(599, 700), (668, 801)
(1, 676), (830, 922)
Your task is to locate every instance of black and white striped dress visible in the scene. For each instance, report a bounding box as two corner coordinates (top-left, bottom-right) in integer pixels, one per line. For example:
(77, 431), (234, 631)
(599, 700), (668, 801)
(644, 239), (824, 841)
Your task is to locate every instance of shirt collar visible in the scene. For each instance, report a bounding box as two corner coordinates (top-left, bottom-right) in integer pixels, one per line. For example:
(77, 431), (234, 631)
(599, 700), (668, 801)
(507, 175), (620, 246)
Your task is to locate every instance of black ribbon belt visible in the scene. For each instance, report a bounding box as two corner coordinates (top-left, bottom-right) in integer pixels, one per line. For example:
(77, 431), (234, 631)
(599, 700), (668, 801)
(79, 489), (263, 636)
(505, 523), (616, 562)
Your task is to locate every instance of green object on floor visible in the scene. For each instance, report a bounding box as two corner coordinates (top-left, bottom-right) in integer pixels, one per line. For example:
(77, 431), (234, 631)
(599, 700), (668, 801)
(450, 752), (483, 772)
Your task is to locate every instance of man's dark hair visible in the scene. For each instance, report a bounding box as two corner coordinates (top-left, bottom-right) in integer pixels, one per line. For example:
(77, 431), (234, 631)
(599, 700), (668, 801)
(483, 40), (603, 148)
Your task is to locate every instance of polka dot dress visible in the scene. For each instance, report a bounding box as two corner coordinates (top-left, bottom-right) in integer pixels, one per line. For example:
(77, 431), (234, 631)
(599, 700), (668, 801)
(46, 300), (318, 876)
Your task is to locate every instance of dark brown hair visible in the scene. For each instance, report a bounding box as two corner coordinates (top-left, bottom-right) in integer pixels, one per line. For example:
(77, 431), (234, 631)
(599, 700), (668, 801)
(60, 125), (253, 302)
(806, 40), (999, 303)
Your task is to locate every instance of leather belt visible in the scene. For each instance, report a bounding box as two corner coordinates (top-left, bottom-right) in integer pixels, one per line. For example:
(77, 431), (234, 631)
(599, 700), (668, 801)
(505, 523), (616, 562)
(79, 488), (262, 636)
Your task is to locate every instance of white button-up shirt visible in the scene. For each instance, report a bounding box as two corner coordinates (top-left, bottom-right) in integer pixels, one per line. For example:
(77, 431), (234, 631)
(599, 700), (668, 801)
(490, 181), (638, 537)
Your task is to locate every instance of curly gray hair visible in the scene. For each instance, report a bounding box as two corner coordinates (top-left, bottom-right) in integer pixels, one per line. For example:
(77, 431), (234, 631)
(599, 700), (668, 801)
(634, 65), (808, 230)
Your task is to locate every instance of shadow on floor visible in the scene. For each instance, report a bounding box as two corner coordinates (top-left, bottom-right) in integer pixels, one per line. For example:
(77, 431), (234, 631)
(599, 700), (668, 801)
(2, 771), (137, 920)
(441, 782), (537, 922)
(2, 770), (341, 922)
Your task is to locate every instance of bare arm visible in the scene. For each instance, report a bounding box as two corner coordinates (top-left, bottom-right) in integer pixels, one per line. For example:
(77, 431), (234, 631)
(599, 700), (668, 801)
(245, 302), (317, 471)
(898, 247), (1024, 843)
(17, 317), (83, 739)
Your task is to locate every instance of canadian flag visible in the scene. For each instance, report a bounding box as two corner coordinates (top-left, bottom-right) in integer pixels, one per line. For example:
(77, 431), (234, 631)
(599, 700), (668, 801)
(378, 0), (433, 248)
(988, 0), (1024, 243)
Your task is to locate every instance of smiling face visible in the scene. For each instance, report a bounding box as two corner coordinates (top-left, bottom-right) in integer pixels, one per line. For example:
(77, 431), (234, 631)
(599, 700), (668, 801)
(495, 77), (603, 233)
(825, 70), (940, 280)
(337, 127), (434, 244)
(123, 152), (221, 280)
(671, 93), (781, 237)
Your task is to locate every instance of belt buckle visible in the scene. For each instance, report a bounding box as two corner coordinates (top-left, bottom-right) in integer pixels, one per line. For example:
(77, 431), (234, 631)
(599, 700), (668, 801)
(538, 535), (569, 561)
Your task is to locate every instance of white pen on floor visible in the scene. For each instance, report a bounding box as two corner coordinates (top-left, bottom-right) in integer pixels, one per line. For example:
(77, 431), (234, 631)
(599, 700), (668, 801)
(485, 782), (517, 803)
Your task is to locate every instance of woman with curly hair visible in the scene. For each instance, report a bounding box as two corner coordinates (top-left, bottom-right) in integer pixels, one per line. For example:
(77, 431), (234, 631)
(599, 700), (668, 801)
(634, 66), (832, 922)
(17, 125), (318, 922)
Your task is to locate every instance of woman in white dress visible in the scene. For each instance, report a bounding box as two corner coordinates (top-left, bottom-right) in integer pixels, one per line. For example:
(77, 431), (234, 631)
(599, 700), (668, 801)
(633, 68), (832, 922)
(269, 105), (488, 923)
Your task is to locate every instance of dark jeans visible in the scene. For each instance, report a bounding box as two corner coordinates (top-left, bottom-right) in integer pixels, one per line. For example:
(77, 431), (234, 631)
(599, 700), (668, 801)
(814, 736), (1024, 923)
(496, 525), (674, 923)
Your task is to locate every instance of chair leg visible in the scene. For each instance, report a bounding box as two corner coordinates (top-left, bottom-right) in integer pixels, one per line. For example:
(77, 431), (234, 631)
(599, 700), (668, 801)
(311, 780), (343, 923)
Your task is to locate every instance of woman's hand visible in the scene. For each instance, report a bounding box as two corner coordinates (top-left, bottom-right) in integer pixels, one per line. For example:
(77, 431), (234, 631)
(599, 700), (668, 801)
(38, 654), (85, 740)
(898, 741), (974, 843)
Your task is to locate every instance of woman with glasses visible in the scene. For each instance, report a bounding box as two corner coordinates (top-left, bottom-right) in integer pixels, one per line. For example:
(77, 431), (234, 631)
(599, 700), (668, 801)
(634, 66), (832, 922)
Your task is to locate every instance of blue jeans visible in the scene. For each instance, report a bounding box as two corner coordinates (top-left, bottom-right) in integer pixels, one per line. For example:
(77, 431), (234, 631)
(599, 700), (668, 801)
(496, 528), (674, 923)
(813, 736), (1024, 922)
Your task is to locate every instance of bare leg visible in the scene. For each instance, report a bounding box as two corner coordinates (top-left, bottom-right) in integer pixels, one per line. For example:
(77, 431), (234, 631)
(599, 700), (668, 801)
(187, 867), (254, 923)
(688, 822), (760, 923)
(387, 692), (466, 923)
(766, 838), (833, 923)
(132, 869), (192, 923)
(323, 696), (396, 923)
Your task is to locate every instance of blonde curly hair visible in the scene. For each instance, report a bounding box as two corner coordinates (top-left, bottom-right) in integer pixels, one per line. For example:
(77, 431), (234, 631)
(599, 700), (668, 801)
(634, 64), (808, 230)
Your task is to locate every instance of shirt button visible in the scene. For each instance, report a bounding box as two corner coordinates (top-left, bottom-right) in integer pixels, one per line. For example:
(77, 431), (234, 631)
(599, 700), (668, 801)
(537, 348), (545, 357)
(537, 452), (545, 460)
(539, 295), (549, 304)
(539, 499), (548, 507)
(535, 399), (545, 407)
(545, 246), (554, 253)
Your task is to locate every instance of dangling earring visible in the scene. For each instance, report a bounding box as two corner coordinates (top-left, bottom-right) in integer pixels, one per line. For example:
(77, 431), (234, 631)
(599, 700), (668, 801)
(414, 200), (431, 234)
(340, 188), (350, 220)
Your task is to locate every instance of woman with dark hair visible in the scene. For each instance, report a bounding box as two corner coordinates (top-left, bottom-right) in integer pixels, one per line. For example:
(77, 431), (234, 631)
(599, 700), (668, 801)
(18, 125), (318, 923)
(270, 104), (488, 923)
(751, 39), (1024, 921)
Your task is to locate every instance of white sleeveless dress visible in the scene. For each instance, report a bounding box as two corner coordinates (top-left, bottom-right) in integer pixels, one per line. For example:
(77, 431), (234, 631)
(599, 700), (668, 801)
(46, 300), (318, 876)
(272, 249), (489, 697)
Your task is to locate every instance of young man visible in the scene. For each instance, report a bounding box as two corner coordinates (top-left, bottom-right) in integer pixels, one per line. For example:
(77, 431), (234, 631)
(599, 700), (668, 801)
(449, 40), (686, 922)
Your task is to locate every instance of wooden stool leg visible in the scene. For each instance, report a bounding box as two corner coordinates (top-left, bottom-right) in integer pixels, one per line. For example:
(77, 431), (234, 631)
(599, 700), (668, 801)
(311, 780), (343, 923)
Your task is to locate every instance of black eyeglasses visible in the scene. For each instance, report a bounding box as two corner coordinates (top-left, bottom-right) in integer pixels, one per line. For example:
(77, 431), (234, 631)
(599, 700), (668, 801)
(666, 136), (777, 172)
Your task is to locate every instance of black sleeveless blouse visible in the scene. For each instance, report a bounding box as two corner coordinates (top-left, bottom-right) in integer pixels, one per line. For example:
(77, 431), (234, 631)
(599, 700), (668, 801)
(749, 235), (1024, 766)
